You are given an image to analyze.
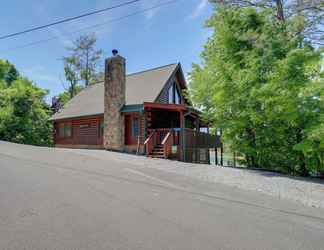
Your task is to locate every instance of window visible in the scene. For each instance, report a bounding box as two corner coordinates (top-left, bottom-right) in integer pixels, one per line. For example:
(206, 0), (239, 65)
(168, 83), (174, 104)
(59, 124), (65, 138)
(175, 86), (180, 104)
(65, 124), (72, 137)
(58, 123), (72, 138)
(98, 120), (104, 138)
(132, 117), (140, 138)
(168, 82), (181, 104)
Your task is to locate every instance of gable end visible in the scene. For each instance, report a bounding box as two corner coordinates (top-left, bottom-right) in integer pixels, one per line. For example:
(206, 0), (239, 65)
(155, 64), (189, 105)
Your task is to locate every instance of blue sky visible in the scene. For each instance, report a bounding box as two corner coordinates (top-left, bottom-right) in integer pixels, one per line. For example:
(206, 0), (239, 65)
(0, 0), (213, 101)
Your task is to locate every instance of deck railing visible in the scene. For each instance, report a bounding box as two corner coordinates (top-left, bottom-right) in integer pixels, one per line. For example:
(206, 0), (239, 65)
(147, 128), (170, 144)
(144, 130), (156, 155)
(182, 128), (221, 149)
(161, 131), (173, 158)
(144, 128), (222, 162)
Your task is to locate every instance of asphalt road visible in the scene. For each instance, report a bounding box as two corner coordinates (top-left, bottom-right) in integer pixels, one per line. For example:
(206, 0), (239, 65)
(1, 141), (324, 250)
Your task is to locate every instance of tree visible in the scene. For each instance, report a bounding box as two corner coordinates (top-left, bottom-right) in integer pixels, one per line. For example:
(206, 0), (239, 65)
(66, 33), (103, 87)
(189, 7), (323, 175)
(0, 60), (19, 86)
(63, 55), (80, 99)
(57, 33), (103, 110)
(209, 0), (324, 46)
(55, 34), (102, 111)
(0, 73), (53, 146)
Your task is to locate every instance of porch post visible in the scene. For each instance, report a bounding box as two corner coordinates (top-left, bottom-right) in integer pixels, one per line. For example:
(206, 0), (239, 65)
(195, 117), (199, 131)
(220, 144), (224, 166)
(179, 110), (185, 161)
(195, 117), (199, 163)
(215, 147), (218, 165)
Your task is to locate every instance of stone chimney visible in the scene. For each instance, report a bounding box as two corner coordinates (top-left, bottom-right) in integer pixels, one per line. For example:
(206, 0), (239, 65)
(104, 50), (126, 151)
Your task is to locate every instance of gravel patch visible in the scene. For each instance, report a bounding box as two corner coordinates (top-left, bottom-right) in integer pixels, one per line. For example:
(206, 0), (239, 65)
(1, 141), (323, 209)
(71, 149), (324, 209)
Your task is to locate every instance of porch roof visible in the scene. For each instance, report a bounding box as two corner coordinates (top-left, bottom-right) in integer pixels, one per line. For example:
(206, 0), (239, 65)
(120, 104), (144, 113)
(143, 102), (187, 111)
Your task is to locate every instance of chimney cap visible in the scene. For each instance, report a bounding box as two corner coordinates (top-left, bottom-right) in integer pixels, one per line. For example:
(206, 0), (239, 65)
(112, 49), (118, 56)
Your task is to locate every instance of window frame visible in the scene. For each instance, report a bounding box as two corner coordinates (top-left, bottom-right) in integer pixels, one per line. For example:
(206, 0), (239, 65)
(132, 117), (140, 138)
(58, 123), (65, 138)
(168, 81), (181, 104)
(98, 120), (104, 138)
(168, 83), (174, 104)
(174, 85), (181, 104)
(64, 123), (72, 138)
(58, 122), (72, 139)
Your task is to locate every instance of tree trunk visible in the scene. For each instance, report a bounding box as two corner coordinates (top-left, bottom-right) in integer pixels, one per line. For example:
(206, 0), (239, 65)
(296, 127), (309, 176)
(246, 128), (257, 168)
(274, 0), (285, 22)
(299, 154), (309, 177)
(70, 81), (74, 99)
(85, 49), (90, 87)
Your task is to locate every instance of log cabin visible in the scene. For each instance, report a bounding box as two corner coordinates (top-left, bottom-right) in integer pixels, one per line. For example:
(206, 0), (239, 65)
(50, 50), (221, 163)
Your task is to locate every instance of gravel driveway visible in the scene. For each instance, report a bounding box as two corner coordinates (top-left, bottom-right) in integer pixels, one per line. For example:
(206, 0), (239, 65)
(71, 149), (324, 209)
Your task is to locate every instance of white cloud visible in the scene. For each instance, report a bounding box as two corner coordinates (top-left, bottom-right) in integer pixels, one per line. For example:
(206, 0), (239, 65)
(189, 0), (208, 19)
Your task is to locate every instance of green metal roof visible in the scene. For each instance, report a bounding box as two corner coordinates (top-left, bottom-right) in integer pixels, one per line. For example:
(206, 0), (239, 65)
(120, 104), (144, 113)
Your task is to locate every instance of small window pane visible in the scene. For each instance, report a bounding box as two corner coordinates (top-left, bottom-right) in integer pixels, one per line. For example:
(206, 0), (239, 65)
(132, 117), (140, 137)
(59, 124), (65, 138)
(98, 121), (104, 137)
(168, 84), (174, 104)
(175, 86), (180, 104)
(65, 124), (72, 137)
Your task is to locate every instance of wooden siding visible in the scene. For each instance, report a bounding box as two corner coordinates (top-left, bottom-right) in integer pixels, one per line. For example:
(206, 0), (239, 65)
(54, 113), (145, 149)
(54, 115), (103, 146)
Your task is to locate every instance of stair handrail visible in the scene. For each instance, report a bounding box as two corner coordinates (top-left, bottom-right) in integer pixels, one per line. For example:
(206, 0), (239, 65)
(144, 130), (156, 156)
(161, 129), (173, 159)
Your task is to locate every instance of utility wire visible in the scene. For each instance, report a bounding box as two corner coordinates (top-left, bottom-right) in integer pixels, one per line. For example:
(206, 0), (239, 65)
(1, 0), (178, 53)
(0, 0), (141, 40)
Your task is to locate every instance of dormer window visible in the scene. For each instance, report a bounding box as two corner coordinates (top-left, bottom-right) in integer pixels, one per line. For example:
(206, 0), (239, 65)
(168, 82), (181, 104)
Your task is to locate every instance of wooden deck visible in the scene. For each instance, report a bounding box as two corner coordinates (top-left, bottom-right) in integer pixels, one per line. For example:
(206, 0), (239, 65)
(144, 128), (222, 164)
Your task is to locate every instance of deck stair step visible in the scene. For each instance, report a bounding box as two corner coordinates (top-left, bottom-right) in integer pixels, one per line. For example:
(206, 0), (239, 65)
(149, 144), (166, 159)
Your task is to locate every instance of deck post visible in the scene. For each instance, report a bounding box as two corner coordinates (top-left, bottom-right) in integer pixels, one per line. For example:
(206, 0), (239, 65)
(215, 147), (218, 165)
(195, 117), (199, 163)
(220, 144), (224, 166)
(207, 126), (210, 164)
(179, 111), (185, 161)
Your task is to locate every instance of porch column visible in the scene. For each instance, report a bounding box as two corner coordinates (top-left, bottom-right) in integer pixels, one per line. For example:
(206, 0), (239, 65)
(195, 117), (199, 131)
(220, 144), (224, 166)
(180, 111), (184, 129)
(179, 111), (185, 161)
(215, 147), (218, 165)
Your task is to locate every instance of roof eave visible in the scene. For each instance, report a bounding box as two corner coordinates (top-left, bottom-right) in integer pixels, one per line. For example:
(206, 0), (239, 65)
(50, 113), (104, 122)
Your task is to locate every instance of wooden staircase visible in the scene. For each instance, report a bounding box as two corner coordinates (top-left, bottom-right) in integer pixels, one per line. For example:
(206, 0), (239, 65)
(148, 144), (165, 158)
(144, 129), (175, 159)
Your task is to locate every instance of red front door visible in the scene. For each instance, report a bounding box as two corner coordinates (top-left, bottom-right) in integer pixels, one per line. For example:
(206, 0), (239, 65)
(125, 115), (132, 145)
